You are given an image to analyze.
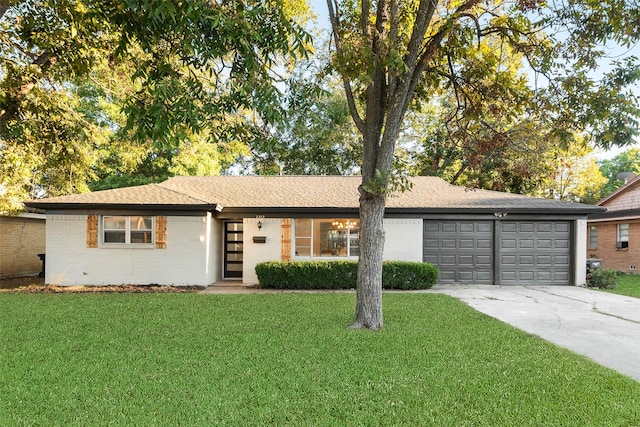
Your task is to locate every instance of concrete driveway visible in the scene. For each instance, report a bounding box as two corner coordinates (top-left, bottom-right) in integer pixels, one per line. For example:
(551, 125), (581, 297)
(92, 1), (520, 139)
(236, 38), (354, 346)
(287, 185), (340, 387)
(430, 285), (640, 382)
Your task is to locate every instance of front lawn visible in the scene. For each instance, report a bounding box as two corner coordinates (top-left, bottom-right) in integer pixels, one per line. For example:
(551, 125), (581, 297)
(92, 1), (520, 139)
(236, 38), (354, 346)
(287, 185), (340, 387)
(604, 273), (640, 298)
(1, 293), (639, 425)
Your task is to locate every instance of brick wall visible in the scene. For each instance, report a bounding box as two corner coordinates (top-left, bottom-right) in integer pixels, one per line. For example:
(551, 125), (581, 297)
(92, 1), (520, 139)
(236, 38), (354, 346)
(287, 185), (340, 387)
(0, 215), (46, 278)
(588, 220), (640, 273)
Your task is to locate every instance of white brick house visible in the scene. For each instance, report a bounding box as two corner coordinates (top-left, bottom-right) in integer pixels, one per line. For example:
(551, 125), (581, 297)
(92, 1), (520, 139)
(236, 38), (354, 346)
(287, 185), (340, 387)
(26, 176), (603, 286)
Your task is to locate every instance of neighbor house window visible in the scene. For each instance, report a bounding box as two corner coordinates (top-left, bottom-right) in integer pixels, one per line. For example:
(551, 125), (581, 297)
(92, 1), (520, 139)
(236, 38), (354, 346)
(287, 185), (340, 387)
(294, 218), (359, 258)
(102, 216), (153, 245)
(588, 225), (598, 249)
(617, 223), (629, 249)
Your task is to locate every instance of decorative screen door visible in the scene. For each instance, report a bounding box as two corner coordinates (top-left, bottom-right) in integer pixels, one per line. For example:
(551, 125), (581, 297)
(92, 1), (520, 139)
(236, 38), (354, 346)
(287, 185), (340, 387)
(224, 221), (243, 278)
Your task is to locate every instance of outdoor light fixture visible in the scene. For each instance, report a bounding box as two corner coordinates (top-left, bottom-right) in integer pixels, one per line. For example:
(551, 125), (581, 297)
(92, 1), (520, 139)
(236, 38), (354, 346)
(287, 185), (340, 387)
(493, 212), (508, 218)
(257, 221), (262, 230)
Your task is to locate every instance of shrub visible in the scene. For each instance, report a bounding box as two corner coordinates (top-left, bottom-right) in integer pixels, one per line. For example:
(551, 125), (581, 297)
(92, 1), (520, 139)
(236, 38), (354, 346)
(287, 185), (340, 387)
(255, 261), (438, 290)
(382, 261), (439, 290)
(587, 268), (620, 289)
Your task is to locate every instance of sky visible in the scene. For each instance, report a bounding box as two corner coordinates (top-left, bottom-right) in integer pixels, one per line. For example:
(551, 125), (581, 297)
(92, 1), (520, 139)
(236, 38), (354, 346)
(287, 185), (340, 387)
(308, 0), (640, 161)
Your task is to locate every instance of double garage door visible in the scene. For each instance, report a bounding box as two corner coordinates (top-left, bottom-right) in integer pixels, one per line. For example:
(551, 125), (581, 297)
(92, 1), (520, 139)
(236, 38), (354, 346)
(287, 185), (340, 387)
(423, 220), (571, 285)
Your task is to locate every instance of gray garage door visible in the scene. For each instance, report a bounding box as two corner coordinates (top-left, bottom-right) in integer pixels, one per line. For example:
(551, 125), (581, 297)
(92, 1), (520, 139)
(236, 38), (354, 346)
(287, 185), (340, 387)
(498, 221), (571, 285)
(423, 221), (493, 284)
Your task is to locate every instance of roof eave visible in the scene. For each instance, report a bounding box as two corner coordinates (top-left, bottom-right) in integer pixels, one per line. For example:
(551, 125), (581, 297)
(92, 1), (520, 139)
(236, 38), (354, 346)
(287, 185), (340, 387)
(23, 202), (216, 212)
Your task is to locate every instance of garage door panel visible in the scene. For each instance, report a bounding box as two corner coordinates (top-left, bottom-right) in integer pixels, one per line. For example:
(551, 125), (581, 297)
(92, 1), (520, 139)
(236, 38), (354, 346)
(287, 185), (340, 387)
(459, 271), (474, 281)
(538, 223), (553, 232)
(424, 238), (439, 249)
(424, 254), (438, 264)
(537, 239), (552, 248)
(519, 271), (535, 281)
(519, 223), (534, 232)
(477, 239), (492, 249)
(502, 255), (516, 265)
(503, 223), (517, 232)
(441, 255), (457, 265)
(520, 255), (534, 265)
(440, 270), (455, 281)
(519, 239), (534, 248)
(502, 239), (516, 248)
(442, 239), (457, 249)
(458, 255), (474, 266)
(442, 223), (456, 232)
(477, 255), (492, 266)
(459, 239), (475, 249)
(460, 223), (475, 232)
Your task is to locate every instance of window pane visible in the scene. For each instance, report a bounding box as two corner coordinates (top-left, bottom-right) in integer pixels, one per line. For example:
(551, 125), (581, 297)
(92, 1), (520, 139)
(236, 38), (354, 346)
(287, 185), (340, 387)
(104, 216), (126, 230)
(294, 219), (312, 257)
(104, 230), (126, 243)
(315, 219), (359, 257)
(349, 228), (360, 256)
(295, 247), (311, 257)
(588, 226), (598, 248)
(227, 232), (243, 242)
(619, 224), (629, 242)
(227, 243), (243, 252)
(131, 216), (152, 230)
(227, 223), (243, 232)
(131, 231), (152, 244)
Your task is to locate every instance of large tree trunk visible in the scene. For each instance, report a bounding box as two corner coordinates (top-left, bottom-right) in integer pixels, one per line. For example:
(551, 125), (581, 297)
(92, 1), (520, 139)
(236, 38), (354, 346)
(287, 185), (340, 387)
(352, 187), (386, 330)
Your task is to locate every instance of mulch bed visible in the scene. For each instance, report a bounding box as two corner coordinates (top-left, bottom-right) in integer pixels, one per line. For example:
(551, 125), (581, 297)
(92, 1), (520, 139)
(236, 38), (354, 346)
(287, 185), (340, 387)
(0, 277), (203, 293)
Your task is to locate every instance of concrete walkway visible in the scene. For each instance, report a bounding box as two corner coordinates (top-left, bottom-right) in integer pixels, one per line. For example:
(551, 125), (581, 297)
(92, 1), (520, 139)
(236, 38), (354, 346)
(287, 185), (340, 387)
(430, 285), (640, 382)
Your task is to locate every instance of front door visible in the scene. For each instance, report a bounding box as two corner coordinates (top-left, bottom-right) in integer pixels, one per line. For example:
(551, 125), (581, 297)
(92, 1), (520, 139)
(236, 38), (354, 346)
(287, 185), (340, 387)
(224, 221), (243, 278)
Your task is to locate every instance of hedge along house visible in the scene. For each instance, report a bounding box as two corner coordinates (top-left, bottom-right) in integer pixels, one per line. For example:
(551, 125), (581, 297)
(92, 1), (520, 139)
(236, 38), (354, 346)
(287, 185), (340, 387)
(25, 176), (603, 287)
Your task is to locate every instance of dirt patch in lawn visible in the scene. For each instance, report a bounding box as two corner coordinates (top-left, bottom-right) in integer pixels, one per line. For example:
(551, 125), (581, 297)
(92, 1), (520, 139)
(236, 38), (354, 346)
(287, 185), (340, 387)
(0, 277), (203, 293)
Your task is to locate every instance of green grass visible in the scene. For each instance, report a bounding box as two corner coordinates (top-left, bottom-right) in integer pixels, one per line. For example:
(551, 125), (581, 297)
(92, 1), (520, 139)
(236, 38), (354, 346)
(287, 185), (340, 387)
(1, 293), (639, 426)
(604, 273), (640, 298)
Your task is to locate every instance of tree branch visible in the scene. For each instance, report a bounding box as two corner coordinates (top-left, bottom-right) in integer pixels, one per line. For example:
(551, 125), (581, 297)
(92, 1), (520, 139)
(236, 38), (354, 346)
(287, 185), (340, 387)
(327, 0), (365, 133)
(0, 52), (54, 126)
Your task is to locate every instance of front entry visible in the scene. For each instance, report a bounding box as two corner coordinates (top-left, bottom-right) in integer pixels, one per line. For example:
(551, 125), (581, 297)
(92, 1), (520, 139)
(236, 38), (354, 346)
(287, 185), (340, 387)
(224, 221), (243, 278)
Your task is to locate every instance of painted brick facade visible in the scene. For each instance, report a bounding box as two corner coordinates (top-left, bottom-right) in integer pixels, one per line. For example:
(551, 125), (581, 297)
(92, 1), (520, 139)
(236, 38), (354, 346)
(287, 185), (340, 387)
(588, 221), (640, 273)
(45, 214), (220, 286)
(0, 215), (46, 278)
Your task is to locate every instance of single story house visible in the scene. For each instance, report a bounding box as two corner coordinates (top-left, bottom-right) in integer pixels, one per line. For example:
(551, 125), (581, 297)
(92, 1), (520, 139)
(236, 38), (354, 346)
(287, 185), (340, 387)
(25, 176), (603, 287)
(587, 175), (640, 273)
(0, 213), (46, 278)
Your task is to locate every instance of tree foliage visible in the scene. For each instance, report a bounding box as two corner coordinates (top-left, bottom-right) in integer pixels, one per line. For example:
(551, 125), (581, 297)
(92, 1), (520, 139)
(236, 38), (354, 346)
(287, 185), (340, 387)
(247, 68), (361, 175)
(597, 148), (640, 198)
(0, 0), (311, 213)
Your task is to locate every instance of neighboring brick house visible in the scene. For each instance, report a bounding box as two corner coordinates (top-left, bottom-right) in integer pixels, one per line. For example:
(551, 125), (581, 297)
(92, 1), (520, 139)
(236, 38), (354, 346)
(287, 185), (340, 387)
(587, 176), (640, 273)
(0, 213), (46, 278)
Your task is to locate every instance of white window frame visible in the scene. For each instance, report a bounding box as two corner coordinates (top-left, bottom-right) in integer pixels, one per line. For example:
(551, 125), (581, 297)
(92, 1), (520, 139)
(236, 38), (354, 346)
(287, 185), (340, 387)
(617, 223), (629, 249)
(588, 225), (598, 249)
(101, 215), (154, 247)
(293, 218), (359, 259)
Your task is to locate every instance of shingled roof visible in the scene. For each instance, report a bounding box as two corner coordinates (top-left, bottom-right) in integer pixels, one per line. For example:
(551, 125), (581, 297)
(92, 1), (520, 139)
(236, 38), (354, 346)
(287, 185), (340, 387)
(26, 175), (603, 214)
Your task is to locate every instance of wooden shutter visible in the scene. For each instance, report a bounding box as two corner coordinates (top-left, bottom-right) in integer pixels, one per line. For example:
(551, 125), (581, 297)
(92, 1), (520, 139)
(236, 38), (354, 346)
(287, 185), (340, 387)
(87, 215), (98, 248)
(155, 216), (167, 249)
(281, 218), (291, 261)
